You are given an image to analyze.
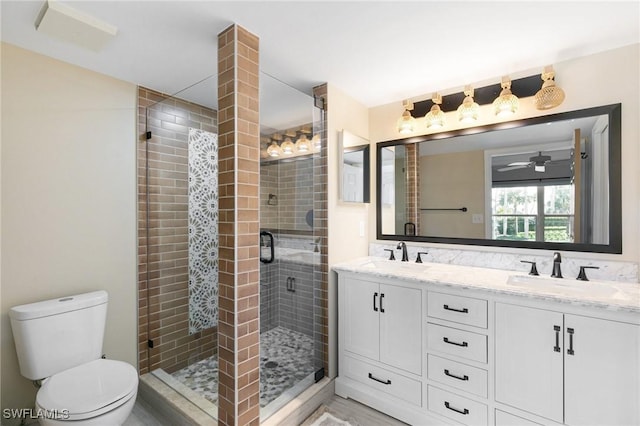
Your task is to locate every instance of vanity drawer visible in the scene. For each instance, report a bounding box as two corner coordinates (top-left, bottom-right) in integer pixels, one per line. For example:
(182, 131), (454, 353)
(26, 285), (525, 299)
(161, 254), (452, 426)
(428, 385), (487, 426)
(343, 355), (422, 407)
(495, 410), (543, 426)
(428, 291), (487, 328)
(427, 323), (487, 363)
(427, 354), (487, 398)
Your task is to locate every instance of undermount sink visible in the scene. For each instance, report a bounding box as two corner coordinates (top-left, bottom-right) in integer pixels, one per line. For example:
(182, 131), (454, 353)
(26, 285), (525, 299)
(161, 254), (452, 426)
(361, 259), (430, 273)
(506, 275), (617, 297)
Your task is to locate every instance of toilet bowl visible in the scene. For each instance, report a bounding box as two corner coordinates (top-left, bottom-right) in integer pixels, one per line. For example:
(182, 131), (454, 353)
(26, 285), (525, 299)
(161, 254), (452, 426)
(9, 291), (138, 426)
(35, 359), (138, 425)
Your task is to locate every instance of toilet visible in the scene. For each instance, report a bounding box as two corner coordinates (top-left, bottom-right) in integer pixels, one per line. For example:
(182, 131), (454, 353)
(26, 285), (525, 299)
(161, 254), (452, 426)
(9, 291), (138, 425)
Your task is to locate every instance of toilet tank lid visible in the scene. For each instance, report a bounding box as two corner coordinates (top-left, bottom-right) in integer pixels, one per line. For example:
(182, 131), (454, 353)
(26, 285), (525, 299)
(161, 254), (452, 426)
(9, 291), (108, 321)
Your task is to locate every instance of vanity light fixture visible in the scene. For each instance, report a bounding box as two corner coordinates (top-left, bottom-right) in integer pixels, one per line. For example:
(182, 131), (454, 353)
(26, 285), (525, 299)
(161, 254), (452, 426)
(312, 134), (322, 151)
(457, 86), (480, 123)
(424, 93), (446, 129)
(267, 133), (283, 158)
(493, 76), (519, 117)
(398, 100), (416, 134)
(535, 65), (565, 110)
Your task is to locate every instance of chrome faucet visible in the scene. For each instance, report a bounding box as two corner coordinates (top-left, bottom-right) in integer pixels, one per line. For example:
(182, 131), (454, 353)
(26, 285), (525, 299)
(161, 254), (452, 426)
(551, 252), (563, 278)
(396, 242), (409, 262)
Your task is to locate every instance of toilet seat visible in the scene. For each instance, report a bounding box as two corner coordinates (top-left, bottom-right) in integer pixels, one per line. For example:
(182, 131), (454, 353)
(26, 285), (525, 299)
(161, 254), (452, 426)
(37, 359), (138, 421)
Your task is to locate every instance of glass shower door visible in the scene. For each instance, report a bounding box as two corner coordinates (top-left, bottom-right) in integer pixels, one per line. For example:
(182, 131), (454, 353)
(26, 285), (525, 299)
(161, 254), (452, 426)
(258, 72), (325, 420)
(139, 76), (219, 419)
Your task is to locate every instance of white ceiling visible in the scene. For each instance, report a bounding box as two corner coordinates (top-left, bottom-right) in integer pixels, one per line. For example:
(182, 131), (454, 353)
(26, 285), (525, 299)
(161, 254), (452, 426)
(2, 1), (639, 112)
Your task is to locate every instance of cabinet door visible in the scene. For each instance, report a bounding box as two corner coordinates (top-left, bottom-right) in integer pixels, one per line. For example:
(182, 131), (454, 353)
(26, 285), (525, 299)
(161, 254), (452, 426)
(564, 314), (640, 426)
(495, 303), (564, 423)
(342, 277), (379, 361)
(379, 283), (422, 374)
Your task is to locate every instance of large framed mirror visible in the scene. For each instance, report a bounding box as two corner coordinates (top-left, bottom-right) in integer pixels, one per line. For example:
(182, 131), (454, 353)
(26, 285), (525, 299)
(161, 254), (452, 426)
(377, 104), (622, 253)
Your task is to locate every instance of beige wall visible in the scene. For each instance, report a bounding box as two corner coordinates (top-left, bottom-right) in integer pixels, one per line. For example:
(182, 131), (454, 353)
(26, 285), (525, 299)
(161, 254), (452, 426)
(326, 84), (369, 378)
(369, 44), (640, 265)
(419, 150), (485, 238)
(1, 43), (138, 417)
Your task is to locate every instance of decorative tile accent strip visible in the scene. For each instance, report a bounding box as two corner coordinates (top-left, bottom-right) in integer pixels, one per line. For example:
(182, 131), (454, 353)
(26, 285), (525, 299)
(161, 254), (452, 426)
(188, 129), (219, 333)
(370, 243), (639, 283)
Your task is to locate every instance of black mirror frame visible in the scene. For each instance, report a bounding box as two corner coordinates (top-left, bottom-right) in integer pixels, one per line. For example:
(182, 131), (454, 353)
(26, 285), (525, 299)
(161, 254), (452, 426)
(376, 103), (622, 254)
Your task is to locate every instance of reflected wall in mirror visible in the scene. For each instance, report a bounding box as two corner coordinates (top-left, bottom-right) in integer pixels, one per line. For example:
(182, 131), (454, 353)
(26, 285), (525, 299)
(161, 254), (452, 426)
(377, 104), (621, 253)
(339, 130), (370, 203)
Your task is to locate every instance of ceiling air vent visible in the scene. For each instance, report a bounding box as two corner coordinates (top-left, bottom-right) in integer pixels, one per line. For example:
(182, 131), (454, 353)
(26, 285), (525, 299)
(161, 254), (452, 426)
(35, 0), (118, 52)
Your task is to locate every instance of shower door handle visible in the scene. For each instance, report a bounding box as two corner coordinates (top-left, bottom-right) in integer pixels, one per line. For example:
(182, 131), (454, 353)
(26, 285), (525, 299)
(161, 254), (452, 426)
(260, 231), (274, 264)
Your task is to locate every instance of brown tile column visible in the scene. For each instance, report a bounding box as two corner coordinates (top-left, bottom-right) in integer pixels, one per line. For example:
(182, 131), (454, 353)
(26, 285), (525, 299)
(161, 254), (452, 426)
(406, 143), (419, 234)
(217, 24), (261, 426)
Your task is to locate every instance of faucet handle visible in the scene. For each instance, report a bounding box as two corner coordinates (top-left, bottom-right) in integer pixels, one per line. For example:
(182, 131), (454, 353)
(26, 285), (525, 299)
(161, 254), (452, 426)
(577, 266), (599, 281)
(520, 260), (539, 276)
(383, 248), (395, 261)
(416, 251), (429, 263)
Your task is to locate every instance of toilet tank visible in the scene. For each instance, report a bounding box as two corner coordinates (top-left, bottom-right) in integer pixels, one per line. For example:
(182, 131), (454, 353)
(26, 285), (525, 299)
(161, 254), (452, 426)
(9, 291), (108, 380)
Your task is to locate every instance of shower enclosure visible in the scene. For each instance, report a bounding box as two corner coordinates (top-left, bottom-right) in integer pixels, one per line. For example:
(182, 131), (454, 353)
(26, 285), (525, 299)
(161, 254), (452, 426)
(137, 72), (326, 421)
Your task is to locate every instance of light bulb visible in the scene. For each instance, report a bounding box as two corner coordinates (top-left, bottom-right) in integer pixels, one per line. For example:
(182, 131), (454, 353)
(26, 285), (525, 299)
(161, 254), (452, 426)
(296, 134), (310, 152)
(457, 87), (479, 123)
(398, 109), (415, 134)
(281, 138), (295, 155)
(266, 141), (282, 157)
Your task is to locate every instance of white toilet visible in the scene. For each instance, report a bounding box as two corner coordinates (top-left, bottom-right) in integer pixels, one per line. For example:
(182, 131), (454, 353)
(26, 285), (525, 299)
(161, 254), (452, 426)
(9, 291), (138, 425)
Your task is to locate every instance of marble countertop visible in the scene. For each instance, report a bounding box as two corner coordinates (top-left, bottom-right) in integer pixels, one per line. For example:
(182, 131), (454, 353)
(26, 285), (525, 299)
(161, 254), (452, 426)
(333, 256), (640, 314)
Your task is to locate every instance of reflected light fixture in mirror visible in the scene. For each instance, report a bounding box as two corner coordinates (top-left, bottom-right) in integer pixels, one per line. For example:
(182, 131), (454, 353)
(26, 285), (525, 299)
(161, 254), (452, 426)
(425, 93), (446, 129)
(457, 85), (479, 123)
(312, 134), (321, 151)
(398, 99), (416, 134)
(493, 76), (519, 117)
(296, 127), (311, 153)
(535, 65), (565, 110)
(267, 133), (284, 157)
(281, 130), (296, 155)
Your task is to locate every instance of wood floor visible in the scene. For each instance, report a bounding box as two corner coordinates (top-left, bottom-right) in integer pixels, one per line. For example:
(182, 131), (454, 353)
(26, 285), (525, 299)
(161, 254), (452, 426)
(319, 394), (409, 426)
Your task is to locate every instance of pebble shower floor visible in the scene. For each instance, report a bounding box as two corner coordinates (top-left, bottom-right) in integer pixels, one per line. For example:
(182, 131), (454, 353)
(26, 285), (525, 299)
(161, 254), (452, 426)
(172, 326), (315, 407)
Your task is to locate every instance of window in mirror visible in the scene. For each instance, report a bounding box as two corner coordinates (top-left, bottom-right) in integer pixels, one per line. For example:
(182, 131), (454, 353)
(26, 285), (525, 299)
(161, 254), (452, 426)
(376, 104), (621, 253)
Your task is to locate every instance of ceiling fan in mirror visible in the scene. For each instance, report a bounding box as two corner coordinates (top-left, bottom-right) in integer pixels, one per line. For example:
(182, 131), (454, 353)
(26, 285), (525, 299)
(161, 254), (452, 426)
(498, 151), (558, 173)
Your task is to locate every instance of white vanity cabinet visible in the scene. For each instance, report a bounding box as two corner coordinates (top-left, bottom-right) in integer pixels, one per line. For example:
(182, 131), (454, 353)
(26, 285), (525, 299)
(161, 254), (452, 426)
(342, 276), (422, 374)
(334, 258), (640, 426)
(495, 302), (640, 425)
(336, 273), (424, 425)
